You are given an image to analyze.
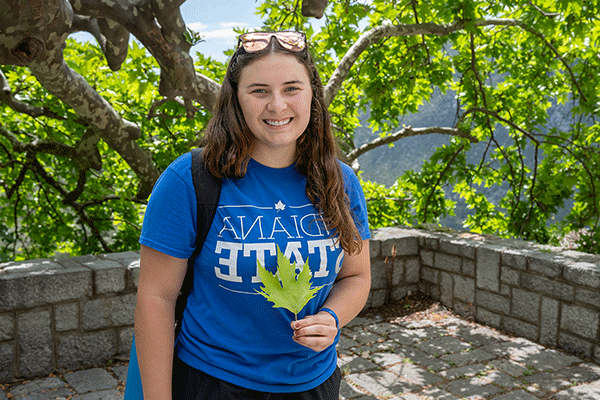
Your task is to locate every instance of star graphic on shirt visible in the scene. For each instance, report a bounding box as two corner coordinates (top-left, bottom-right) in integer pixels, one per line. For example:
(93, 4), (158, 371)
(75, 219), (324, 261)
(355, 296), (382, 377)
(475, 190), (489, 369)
(275, 200), (286, 211)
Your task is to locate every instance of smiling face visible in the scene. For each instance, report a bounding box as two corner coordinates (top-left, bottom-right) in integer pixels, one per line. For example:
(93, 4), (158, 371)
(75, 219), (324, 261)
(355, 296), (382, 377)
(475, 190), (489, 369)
(237, 53), (313, 167)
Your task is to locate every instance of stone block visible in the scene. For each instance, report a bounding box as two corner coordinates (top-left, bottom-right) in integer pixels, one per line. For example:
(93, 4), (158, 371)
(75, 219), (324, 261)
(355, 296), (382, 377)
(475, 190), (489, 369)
(421, 266), (439, 284)
(0, 313), (14, 340)
(57, 331), (115, 371)
(405, 257), (420, 284)
(453, 301), (470, 318)
(576, 288), (600, 309)
(1, 258), (61, 274)
(476, 246), (500, 292)
(434, 252), (461, 273)
(419, 236), (439, 251)
(477, 308), (501, 329)
(386, 236), (418, 257)
(85, 259), (126, 294)
(101, 251), (140, 266)
(370, 259), (387, 290)
(454, 275), (475, 304)
(368, 239), (381, 261)
(127, 258), (140, 289)
(0, 343), (13, 382)
(9, 377), (70, 397)
(17, 310), (53, 378)
(563, 261), (600, 289)
(0, 264), (91, 311)
(420, 249), (434, 267)
(440, 239), (477, 259)
(540, 297), (559, 346)
(54, 254), (97, 269)
(391, 259), (403, 286)
(440, 272), (453, 307)
(391, 285), (415, 302)
(63, 368), (118, 393)
(462, 259), (475, 277)
(500, 266), (520, 286)
(119, 327), (134, 356)
(522, 273), (574, 301)
(368, 289), (386, 308)
(558, 332), (593, 360)
(82, 294), (136, 331)
(501, 249), (528, 270)
(528, 254), (563, 278)
(426, 284), (441, 301)
(370, 228), (418, 256)
(476, 290), (510, 314)
(560, 304), (599, 340)
(55, 302), (79, 332)
(503, 317), (538, 342)
(511, 289), (540, 324)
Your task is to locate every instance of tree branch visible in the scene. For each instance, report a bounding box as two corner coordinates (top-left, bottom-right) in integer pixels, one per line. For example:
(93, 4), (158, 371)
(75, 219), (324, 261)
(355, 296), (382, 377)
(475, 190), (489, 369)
(71, 0), (221, 111)
(0, 70), (65, 120)
(459, 107), (542, 145)
(423, 143), (465, 222)
(323, 18), (583, 105)
(302, 0), (328, 18)
(346, 125), (477, 163)
(29, 47), (160, 199)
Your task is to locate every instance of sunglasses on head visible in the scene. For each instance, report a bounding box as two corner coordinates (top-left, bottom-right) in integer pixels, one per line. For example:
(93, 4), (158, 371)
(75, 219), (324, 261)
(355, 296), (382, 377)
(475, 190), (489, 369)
(237, 31), (307, 53)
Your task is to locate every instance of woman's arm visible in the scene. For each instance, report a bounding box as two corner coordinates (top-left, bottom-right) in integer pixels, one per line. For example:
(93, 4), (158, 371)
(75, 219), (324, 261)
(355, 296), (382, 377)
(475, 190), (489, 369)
(135, 245), (188, 400)
(292, 239), (371, 352)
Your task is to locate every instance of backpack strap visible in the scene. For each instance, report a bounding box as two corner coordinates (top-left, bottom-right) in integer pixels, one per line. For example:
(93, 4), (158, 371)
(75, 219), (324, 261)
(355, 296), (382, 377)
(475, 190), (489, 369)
(174, 148), (222, 337)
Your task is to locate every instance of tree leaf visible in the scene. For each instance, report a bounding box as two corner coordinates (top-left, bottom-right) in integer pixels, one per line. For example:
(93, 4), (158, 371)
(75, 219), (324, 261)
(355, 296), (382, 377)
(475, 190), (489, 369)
(255, 245), (323, 319)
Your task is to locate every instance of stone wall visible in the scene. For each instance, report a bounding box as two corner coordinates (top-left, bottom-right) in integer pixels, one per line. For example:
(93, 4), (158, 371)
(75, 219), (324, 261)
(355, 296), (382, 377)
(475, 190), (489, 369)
(368, 227), (600, 364)
(0, 252), (140, 383)
(1, 227), (599, 383)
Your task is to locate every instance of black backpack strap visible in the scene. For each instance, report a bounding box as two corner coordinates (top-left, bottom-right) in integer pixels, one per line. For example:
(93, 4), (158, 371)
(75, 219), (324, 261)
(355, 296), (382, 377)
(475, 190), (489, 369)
(174, 148), (222, 336)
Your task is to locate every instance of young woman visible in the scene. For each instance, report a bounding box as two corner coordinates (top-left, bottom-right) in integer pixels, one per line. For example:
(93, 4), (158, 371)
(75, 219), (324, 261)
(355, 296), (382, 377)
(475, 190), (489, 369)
(134, 31), (371, 399)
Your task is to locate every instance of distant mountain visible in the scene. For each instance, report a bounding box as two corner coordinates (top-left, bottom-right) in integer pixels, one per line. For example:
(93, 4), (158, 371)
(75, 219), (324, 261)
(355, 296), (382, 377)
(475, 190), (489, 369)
(354, 88), (574, 230)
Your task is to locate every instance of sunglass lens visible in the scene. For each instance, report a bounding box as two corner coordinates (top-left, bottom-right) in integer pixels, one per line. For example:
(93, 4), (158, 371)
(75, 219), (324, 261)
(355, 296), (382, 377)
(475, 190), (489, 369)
(240, 32), (305, 52)
(275, 32), (306, 51)
(241, 33), (270, 52)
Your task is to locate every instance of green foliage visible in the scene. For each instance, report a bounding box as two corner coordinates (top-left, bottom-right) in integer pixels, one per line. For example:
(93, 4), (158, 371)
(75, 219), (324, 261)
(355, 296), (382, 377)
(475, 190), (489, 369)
(1, 0), (600, 258)
(255, 246), (323, 320)
(259, 0), (600, 254)
(0, 40), (222, 260)
(360, 178), (414, 228)
(183, 27), (204, 46)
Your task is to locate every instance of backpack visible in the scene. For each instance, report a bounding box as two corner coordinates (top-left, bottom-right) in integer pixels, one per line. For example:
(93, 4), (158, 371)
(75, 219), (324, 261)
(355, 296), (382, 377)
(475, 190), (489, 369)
(124, 148), (222, 399)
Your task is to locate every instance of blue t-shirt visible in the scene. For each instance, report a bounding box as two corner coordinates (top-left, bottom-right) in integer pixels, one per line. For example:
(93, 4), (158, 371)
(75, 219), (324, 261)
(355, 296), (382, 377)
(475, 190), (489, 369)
(139, 152), (370, 392)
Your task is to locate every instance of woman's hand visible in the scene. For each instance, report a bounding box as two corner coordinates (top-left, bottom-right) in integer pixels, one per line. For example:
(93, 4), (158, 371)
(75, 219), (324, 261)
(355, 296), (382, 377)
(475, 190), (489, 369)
(291, 311), (339, 352)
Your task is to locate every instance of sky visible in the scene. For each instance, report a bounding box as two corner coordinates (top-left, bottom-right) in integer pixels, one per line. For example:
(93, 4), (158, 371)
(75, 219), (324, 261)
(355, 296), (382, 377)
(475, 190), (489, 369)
(180, 0), (264, 61)
(71, 0), (264, 62)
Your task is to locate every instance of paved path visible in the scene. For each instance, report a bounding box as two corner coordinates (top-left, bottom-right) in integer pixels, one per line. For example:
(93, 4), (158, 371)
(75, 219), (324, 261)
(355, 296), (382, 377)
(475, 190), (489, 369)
(3, 305), (600, 399)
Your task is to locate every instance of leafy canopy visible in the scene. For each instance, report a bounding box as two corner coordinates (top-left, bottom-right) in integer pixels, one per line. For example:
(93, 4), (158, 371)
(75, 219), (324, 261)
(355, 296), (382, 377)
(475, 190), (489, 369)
(1, 0), (600, 259)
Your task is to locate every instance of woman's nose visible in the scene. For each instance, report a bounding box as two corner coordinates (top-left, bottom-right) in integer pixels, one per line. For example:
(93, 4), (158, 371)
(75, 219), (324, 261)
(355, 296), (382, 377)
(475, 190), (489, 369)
(266, 93), (287, 113)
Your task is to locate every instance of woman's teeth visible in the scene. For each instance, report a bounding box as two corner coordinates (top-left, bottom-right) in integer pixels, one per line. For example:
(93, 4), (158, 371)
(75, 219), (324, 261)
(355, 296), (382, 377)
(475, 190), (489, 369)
(265, 118), (291, 126)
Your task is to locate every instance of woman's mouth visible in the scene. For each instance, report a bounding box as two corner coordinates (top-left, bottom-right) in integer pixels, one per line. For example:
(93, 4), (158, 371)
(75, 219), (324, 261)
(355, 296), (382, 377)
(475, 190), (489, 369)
(264, 118), (292, 127)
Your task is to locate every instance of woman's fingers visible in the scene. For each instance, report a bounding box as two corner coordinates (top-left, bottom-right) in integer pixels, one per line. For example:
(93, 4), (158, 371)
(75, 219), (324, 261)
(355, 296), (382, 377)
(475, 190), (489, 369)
(291, 311), (338, 352)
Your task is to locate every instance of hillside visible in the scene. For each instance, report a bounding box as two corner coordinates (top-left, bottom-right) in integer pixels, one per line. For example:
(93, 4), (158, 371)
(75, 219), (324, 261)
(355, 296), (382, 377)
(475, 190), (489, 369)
(355, 88), (573, 230)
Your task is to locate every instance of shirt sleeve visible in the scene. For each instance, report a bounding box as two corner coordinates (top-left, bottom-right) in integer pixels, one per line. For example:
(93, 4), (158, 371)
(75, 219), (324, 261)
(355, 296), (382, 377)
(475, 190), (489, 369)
(339, 161), (371, 240)
(139, 153), (197, 259)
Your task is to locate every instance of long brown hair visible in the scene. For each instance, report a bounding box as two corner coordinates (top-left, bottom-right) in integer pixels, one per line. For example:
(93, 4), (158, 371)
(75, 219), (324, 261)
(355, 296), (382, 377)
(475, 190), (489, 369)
(201, 34), (363, 254)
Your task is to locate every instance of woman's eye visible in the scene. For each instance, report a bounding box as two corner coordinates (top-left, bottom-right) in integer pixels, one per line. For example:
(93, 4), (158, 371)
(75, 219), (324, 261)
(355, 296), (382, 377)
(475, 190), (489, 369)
(251, 89), (267, 94)
(285, 86), (300, 92)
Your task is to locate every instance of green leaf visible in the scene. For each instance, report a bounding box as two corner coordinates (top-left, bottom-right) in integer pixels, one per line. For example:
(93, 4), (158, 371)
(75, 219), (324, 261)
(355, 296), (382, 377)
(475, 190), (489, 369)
(255, 245), (323, 319)
(183, 28), (204, 46)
